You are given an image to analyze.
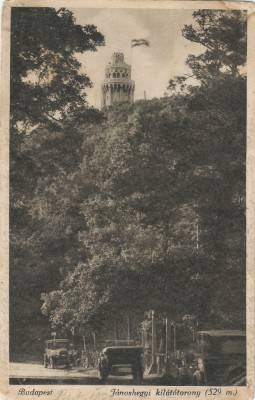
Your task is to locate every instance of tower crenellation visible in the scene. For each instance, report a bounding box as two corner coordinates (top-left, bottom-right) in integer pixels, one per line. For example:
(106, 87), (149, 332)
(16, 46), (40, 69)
(101, 52), (135, 107)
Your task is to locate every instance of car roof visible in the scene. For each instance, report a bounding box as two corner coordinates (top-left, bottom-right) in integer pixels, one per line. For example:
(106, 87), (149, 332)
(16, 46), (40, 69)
(197, 330), (245, 337)
(45, 339), (69, 343)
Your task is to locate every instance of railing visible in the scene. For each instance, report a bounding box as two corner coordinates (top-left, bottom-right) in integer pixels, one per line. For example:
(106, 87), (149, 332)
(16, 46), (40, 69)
(102, 78), (135, 85)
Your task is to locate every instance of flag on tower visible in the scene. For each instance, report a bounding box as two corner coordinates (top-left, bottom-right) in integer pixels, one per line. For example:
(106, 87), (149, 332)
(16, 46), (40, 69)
(131, 39), (150, 47)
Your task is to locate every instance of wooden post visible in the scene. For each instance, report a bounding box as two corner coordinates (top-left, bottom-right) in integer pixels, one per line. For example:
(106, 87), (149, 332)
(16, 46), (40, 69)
(165, 318), (168, 355)
(151, 310), (156, 358)
(127, 315), (131, 341)
(165, 317), (171, 374)
(147, 310), (157, 374)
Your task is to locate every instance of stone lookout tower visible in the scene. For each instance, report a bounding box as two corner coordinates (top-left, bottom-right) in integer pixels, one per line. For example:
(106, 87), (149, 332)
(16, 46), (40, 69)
(101, 52), (135, 107)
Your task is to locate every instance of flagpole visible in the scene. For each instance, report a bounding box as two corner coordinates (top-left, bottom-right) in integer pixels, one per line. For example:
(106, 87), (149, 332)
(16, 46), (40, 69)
(130, 39), (149, 103)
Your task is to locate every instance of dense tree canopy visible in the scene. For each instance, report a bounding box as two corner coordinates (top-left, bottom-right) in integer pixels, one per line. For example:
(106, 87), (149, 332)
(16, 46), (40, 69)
(10, 9), (246, 356)
(41, 75), (246, 333)
(40, 10), (246, 335)
(169, 10), (246, 91)
(10, 7), (105, 356)
(11, 7), (104, 131)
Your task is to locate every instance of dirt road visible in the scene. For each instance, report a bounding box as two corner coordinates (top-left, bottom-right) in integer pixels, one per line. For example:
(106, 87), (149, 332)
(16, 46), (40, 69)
(10, 362), (97, 378)
(9, 362), (167, 385)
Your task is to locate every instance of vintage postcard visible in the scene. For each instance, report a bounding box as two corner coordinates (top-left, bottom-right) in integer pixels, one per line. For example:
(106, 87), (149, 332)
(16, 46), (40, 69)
(1, 0), (254, 399)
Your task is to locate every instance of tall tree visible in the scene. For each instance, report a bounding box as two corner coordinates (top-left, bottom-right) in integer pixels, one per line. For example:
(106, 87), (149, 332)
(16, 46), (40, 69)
(10, 7), (104, 131)
(168, 9), (247, 327)
(10, 7), (104, 357)
(169, 10), (246, 91)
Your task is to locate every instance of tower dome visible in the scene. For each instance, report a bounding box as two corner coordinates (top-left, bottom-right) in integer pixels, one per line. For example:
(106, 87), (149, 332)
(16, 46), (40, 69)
(101, 52), (135, 107)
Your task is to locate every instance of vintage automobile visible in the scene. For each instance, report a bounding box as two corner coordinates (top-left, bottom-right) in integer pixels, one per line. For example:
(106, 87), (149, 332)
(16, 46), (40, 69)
(44, 339), (70, 369)
(98, 346), (143, 382)
(180, 330), (246, 386)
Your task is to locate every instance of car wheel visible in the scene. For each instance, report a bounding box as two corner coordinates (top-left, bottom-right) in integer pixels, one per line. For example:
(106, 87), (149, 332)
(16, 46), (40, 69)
(99, 363), (109, 382)
(99, 371), (108, 381)
(132, 365), (143, 383)
(179, 374), (189, 385)
(132, 366), (137, 381)
(76, 358), (81, 367)
(193, 376), (198, 385)
(224, 368), (246, 385)
(137, 368), (143, 383)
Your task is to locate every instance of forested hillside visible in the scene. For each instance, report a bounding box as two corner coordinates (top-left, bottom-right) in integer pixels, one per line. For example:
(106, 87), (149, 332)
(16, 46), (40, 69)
(10, 9), (246, 358)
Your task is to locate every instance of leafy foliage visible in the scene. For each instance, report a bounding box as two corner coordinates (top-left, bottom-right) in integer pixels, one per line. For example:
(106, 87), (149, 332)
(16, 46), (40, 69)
(10, 7), (104, 131)
(10, 7), (105, 355)
(10, 10), (246, 355)
(168, 10), (246, 92)
(41, 81), (245, 333)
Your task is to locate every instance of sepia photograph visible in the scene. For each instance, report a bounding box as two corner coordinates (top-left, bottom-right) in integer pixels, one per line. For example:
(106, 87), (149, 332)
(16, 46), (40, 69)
(1, 0), (254, 398)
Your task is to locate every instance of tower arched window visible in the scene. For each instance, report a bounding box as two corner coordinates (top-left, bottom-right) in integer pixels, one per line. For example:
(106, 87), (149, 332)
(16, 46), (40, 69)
(126, 73), (129, 78)
(117, 73), (120, 78)
(109, 73), (111, 78)
(122, 73), (125, 77)
(113, 73), (116, 78)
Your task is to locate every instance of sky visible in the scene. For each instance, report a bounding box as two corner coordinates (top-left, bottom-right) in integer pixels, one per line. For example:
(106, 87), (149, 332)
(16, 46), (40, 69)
(70, 8), (204, 108)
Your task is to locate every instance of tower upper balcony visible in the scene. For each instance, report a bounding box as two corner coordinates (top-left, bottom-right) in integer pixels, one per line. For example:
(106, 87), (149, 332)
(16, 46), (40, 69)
(112, 52), (124, 64)
(104, 52), (131, 80)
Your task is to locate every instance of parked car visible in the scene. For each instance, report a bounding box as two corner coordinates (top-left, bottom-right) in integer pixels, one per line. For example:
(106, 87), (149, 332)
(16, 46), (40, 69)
(98, 346), (143, 382)
(180, 330), (246, 386)
(44, 339), (70, 369)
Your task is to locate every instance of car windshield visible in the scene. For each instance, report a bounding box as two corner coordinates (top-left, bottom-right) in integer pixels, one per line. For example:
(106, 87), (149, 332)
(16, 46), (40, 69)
(220, 339), (246, 354)
(197, 336), (246, 356)
(47, 342), (69, 350)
